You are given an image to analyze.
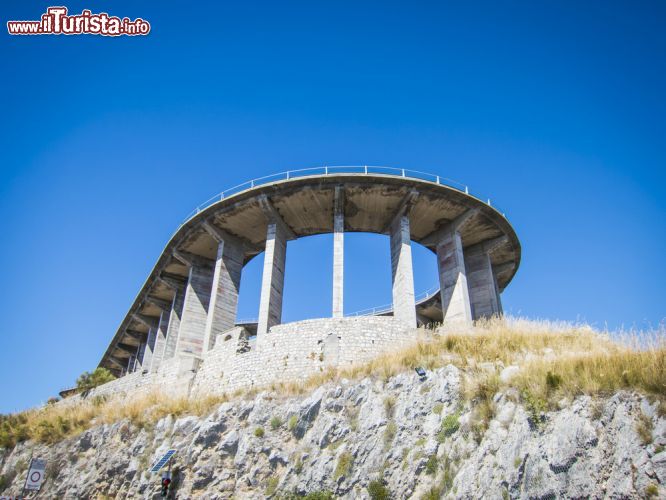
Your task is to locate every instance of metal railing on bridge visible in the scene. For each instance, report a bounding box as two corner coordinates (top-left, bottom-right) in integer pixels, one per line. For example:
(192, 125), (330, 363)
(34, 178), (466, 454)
(179, 166), (508, 228)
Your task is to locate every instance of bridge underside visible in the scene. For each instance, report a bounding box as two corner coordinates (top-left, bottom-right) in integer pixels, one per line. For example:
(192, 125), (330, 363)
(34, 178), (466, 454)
(99, 173), (520, 376)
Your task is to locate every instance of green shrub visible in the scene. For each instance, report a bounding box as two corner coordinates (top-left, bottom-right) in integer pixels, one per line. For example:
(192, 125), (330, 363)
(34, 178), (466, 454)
(425, 454), (438, 475)
(368, 479), (391, 500)
(277, 491), (334, 500)
(334, 452), (353, 479)
(636, 413), (653, 445)
(440, 456), (454, 493)
(254, 427), (265, 438)
(645, 483), (659, 498)
(521, 389), (546, 429)
(383, 396), (396, 417)
(305, 492), (334, 500)
(270, 416), (282, 430)
(288, 415), (298, 431)
(266, 475), (279, 496)
(437, 413), (459, 442)
(0, 472), (14, 493)
(420, 486), (441, 500)
(0, 413), (30, 449)
(76, 368), (115, 392)
(294, 456), (303, 474)
(545, 371), (562, 391)
(383, 421), (397, 447)
(432, 403), (443, 415)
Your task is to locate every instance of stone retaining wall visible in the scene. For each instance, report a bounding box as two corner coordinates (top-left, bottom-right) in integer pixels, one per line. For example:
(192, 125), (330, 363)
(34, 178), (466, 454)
(62, 317), (415, 404)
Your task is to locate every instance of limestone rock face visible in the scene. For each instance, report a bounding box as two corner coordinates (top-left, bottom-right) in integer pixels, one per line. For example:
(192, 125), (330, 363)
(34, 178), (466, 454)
(1, 365), (664, 499)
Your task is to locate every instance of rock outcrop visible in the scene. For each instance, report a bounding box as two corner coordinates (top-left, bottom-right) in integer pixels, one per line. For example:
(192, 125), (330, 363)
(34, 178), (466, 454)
(1, 365), (664, 499)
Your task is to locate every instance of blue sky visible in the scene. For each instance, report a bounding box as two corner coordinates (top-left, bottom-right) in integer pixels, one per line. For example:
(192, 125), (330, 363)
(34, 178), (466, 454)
(1, 1), (664, 412)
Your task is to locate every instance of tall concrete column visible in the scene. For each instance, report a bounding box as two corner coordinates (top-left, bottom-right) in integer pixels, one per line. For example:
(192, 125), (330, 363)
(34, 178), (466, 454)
(332, 186), (344, 318)
(437, 230), (472, 324)
(465, 249), (501, 320)
(135, 343), (146, 370)
(127, 354), (136, 373)
(162, 284), (185, 360)
(492, 267), (504, 316)
(202, 237), (244, 351)
(150, 310), (170, 372)
(175, 260), (214, 356)
(257, 222), (287, 335)
(141, 329), (156, 371)
(389, 215), (417, 327)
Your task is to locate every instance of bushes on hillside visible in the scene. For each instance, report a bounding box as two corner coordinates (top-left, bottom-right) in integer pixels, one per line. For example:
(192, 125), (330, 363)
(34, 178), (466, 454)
(76, 367), (116, 392)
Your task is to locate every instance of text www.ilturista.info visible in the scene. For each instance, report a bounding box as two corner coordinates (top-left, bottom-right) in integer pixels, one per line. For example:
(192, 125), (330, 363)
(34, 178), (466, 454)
(7, 7), (150, 36)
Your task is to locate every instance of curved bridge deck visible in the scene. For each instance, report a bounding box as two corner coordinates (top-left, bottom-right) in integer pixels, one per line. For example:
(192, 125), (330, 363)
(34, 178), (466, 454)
(98, 169), (520, 376)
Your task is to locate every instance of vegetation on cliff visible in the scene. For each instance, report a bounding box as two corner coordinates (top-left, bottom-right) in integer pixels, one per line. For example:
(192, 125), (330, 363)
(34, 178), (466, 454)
(0, 317), (664, 450)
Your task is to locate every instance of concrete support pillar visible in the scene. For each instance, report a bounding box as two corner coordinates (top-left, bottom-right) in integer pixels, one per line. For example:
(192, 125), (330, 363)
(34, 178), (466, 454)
(465, 249), (502, 320)
(332, 186), (344, 318)
(493, 268), (504, 316)
(150, 310), (170, 372)
(141, 329), (156, 371)
(202, 238), (244, 351)
(163, 284), (185, 360)
(389, 215), (417, 327)
(127, 354), (136, 373)
(257, 222), (287, 335)
(437, 230), (473, 325)
(135, 343), (146, 370)
(175, 262), (214, 356)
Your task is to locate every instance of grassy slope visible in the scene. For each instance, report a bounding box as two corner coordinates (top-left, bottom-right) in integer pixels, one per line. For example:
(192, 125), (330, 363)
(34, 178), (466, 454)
(1, 317), (664, 448)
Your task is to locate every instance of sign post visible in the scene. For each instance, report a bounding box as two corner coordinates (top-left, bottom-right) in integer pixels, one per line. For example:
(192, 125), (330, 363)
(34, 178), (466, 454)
(150, 449), (177, 498)
(22, 457), (47, 495)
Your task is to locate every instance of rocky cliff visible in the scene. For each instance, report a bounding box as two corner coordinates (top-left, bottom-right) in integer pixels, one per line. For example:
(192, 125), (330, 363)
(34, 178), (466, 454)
(1, 365), (665, 499)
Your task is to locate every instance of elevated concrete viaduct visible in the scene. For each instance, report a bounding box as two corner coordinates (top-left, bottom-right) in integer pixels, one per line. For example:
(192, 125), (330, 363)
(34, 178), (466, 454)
(98, 167), (520, 378)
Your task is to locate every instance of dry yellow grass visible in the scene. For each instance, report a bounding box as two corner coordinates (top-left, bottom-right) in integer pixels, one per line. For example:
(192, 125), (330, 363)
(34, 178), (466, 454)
(0, 390), (228, 447)
(2, 317), (664, 448)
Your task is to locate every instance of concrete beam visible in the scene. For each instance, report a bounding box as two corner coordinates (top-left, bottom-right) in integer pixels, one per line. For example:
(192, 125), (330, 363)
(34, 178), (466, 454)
(132, 313), (159, 330)
(492, 261), (515, 277)
(389, 214), (417, 327)
(207, 217), (265, 253)
(382, 190), (419, 234)
(124, 329), (147, 343)
(332, 185), (344, 318)
(421, 208), (479, 247)
(258, 194), (296, 240)
(437, 230), (472, 325)
(466, 235), (509, 256)
(173, 249), (214, 269)
(107, 356), (125, 369)
(202, 235), (244, 351)
(115, 343), (136, 357)
(174, 261), (214, 356)
(157, 272), (187, 291)
(202, 220), (248, 247)
(145, 296), (172, 311)
(257, 221), (288, 335)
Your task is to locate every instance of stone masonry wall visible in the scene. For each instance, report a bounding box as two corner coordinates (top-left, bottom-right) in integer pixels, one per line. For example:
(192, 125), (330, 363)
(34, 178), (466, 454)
(190, 316), (415, 396)
(63, 317), (415, 405)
